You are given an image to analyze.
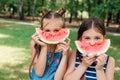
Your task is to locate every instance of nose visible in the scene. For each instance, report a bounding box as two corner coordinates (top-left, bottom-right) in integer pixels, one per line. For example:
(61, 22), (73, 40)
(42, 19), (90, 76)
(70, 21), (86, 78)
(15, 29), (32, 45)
(50, 31), (55, 36)
(89, 40), (96, 45)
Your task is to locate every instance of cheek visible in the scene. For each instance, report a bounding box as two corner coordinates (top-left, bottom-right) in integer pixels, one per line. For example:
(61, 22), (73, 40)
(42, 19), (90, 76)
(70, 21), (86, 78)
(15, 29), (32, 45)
(81, 38), (91, 43)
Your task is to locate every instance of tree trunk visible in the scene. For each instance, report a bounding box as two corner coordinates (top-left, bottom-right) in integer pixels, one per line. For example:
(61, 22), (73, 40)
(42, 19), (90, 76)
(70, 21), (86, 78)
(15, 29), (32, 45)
(75, 12), (78, 20)
(32, 0), (36, 21)
(116, 10), (120, 32)
(106, 12), (112, 27)
(116, 10), (120, 24)
(41, 0), (44, 6)
(97, 0), (102, 5)
(87, 0), (91, 16)
(19, 0), (24, 20)
(74, 0), (78, 20)
(69, 12), (73, 23)
(27, 0), (31, 16)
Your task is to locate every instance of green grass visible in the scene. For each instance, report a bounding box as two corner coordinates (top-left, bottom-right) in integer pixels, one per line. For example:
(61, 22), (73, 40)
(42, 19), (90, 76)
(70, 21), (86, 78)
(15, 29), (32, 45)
(0, 22), (38, 80)
(0, 22), (120, 80)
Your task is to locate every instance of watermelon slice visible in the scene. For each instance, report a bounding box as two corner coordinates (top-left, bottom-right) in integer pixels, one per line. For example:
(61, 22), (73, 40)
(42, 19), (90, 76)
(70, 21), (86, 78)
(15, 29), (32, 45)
(36, 28), (70, 44)
(75, 39), (110, 56)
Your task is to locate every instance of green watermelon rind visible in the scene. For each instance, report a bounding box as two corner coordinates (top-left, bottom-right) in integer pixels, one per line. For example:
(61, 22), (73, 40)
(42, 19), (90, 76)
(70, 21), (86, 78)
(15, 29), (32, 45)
(36, 28), (70, 44)
(75, 39), (111, 56)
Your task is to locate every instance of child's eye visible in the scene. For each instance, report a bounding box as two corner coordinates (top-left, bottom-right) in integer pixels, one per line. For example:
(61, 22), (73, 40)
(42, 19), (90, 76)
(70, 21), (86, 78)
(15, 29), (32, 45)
(84, 37), (90, 40)
(95, 37), (101, 40)
(54, 29), (59, 32)
(45, 29), (50, 32)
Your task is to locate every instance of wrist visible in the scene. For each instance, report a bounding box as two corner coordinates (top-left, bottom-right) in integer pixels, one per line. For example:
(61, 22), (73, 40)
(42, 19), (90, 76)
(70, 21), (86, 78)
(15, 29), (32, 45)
(77, 64), (87, 73)
(41, 46), (47, 50)
(80, 62), (88, 69)
(96, 68), (104, 74)
(95, 66), (104, 70)
(41, 46), (47, 49)
(62, 54), (68, 58)
(62, 51), (69, 56)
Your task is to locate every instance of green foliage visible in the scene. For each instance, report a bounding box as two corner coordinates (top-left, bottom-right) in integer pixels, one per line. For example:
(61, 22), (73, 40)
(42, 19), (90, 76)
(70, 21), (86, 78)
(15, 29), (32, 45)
(91, 0), (120, 19)
(0, 0), (120, 20)
(0, 0), (18, 12)
(65, 0), (78, 13)
(91, 4), (108, 19)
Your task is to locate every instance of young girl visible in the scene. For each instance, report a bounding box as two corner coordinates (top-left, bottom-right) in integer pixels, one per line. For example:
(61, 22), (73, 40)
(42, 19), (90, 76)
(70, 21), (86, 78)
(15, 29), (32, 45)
(29, 8), (71, 80)
(64, 18), (115, 80)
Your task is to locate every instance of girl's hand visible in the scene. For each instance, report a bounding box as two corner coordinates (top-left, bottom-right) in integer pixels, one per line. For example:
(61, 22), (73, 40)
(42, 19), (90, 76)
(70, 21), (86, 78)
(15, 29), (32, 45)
(31, 32), (47, 48)
(95, 54), (107, 70)
(81, 54), (97, 68)
(55, 38), (71, 55)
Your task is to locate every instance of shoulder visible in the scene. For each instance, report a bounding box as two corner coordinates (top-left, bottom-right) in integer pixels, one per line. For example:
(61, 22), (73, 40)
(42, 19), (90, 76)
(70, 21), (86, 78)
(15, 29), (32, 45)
(64, 50), (77, 76)
(30, 40), (36, 54)
(105, 56), (115, 79)
(69, 50), (77, 59)
(68, 50), (77, 65)
(106, 56), (115, 69)
(30, 40), (36, 49)
(108, 56), (115, 65)
(30, 40), (35, 46)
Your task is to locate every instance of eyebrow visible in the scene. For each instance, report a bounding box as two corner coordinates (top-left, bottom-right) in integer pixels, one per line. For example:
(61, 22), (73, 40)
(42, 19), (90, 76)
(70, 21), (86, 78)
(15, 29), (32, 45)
(82, 35), (102, 38)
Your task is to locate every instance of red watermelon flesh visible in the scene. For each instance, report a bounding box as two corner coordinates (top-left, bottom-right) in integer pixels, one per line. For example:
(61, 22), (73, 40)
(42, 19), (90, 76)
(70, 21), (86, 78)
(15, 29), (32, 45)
(75, 39), (110, 56)
(36, 28), (70, 44)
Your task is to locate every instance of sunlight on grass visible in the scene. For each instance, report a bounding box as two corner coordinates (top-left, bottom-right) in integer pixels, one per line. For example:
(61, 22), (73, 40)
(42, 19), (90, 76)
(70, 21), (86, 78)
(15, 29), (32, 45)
(115, 67), (120, 72)
(0, 23), (11, 28)
(0, 46), (30, 73)
(0, 45), (30, 80)
(0, 22), (35, 79)
(107, 32), (120, 37)
(0, 45), (30, 69)
(110, 46), (117, 50)
(0, 34), (11, 38)
(0, 45), (30, 65)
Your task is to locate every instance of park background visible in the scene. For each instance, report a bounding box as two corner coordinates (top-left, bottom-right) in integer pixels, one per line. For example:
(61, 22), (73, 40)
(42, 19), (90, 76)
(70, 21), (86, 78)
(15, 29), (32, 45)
(0, 0), (120, 80)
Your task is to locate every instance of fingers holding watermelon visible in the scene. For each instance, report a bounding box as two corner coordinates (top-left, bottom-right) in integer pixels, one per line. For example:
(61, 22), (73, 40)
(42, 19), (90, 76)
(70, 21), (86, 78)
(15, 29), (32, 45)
(64, 37), (71, 45)
(55, 38), (71, 55)
(32, 32), (47, 47)
(95, 54), (107, 70)
(81, 55), (97, 67)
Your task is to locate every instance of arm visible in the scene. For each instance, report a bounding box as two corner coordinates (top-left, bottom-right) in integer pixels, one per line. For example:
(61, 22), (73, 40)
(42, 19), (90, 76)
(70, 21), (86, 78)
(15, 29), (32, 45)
(64, 51), (97, 80)
(54, 38), (71, 80)
(96, 55), (115, 80)
(54, 53), (68, 80)
(30, 33), (48, 77)
(63, 51), (86, 80)
(96, 68), (107, 80)
(106, 57), (115, 80)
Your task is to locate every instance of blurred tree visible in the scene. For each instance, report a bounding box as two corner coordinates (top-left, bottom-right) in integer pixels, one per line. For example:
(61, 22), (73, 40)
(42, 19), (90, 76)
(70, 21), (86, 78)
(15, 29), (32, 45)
(49, 0), (57, 10)
(0, 0), (119, 23)
(91, 0), (119, 25)
(19, 0), (24, 20)
(26, 0), (32, 16)
(32, 0), (36, 20)
(65, 0), (80, 23)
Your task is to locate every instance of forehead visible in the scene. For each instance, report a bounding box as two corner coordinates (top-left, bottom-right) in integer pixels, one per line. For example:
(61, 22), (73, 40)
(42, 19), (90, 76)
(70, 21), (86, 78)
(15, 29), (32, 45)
(42, 18), (63, 29)
(82, 28), (103, 37)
